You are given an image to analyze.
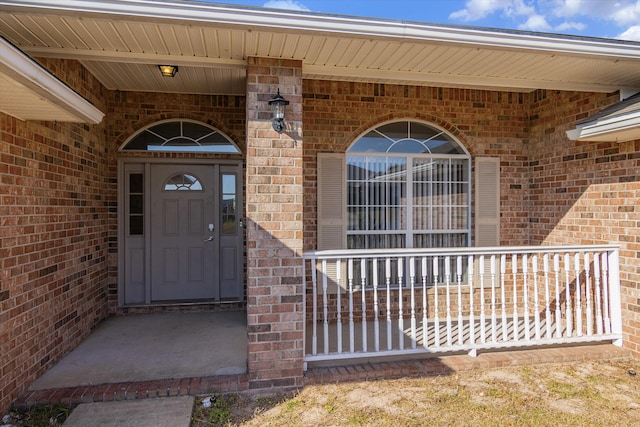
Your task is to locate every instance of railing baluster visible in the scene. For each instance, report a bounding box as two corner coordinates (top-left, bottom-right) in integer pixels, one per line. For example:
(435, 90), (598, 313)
(457, 256), (464, 345)
(433, 256), (440, 347)
(336, 260), (342, 354)
(360, 258), (367, 352)
(311, 258), (318, 356)
(385, 258), (392, 350)
(594, 253), (603, 335)
(445, 256), (452, 346)
(522, 254), (530, 341)
(565, 253), (573, 338)
(398, 257), (404, 350)
(490, 254), (497, 343)
(468, 255), (475, 345)
(532, 254), (541, 340)
(479, 255), (486, 344)
(372, 258), (379, 352)
(544, 254), (552, 339)
(602, 253), (611, 334)
(512, 254), (519, 341)
(501, 254), (508, 341)
(422, 256), (428, 349)
(574, 253), (583, 337)
(322, 259), (329, 354)
(585, 253), (593, 336)
(410, 257), (417, 349)
(348, 258), (355, 353)
(553, 254), (562, 338)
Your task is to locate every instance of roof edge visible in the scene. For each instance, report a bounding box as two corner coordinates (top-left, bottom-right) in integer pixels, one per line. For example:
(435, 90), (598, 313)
(2, 0), (640, 60)
(0, 36), (104, 123)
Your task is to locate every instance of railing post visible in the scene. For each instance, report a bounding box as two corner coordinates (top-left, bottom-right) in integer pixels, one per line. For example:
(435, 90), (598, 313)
(410, 257), (417, 349)
(336, 260), (343, 354)
(322, 259), (329, 354)
(311, 257), (317, 356)
(348, 258), (354, 353)
(360, 258), (367, 352)
(608, 248), (623, 347)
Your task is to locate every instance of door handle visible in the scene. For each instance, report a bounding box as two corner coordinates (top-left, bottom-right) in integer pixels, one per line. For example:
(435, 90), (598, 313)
(203, 236), (214, 242)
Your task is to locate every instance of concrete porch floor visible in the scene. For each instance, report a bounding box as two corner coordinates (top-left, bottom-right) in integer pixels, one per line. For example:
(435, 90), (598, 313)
(17, 311), (248, 407)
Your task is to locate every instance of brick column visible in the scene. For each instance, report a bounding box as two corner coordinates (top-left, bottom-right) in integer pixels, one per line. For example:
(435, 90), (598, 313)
(245, 57), (304, 389)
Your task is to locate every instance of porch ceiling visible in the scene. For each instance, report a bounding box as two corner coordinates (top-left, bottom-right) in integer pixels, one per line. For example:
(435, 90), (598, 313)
(1, 1), (640, 98)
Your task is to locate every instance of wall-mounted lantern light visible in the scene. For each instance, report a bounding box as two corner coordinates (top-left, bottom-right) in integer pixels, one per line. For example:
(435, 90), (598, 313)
(268, 89), (289, 133)
(158, 65), (178, 77)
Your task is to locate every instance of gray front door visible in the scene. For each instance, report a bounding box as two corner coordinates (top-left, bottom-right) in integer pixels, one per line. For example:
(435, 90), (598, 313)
(149, 163), (243, 302)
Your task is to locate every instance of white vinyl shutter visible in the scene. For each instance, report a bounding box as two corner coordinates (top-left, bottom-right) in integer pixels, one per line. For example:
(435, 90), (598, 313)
(475, 157), (500, 247)
(317, 153), (346, 293)
(317, 153), (346, 250)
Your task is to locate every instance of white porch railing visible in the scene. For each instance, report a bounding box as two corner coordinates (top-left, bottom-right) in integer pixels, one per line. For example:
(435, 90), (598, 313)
(303, 245), (622, 366)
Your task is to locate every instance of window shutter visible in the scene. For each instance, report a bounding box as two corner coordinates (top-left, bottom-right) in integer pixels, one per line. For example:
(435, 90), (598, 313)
(317, 153), (346, 250)
(475, 157), (500, 247)
(317, 153), (346, 294)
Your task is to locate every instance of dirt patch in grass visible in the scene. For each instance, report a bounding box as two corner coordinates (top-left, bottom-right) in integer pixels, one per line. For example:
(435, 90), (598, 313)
(192, 359), (640, 426)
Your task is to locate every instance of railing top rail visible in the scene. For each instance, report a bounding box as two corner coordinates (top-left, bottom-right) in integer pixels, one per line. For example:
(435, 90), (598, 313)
(303, 244), (620, 260)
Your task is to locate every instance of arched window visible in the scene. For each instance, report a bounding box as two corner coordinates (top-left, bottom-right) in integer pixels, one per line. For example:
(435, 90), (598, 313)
(121, 119), (240, 153)
(163, 173), (203, 191)
(345, 120), (470, 250)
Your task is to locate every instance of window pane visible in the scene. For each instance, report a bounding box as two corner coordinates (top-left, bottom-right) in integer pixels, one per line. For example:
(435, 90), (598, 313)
(122, 120), (240, 153)
(164, 173), (203, 191)
(221, 174), (237, 235)
(129, 173), (143, 193)
(129, 215), (143, 236)
(128, 173), (144, 236)
(346, 121), (470, 251)
(129, 195), (143, 214)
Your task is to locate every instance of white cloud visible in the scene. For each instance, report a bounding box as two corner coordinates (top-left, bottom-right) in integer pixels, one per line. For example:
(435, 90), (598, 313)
(549, 0), (591, 17)
(608, 1), (640, 26)
(450, 0), (537, 21)
(618, 25), (640, 41)
(263, 0), (310, 11)
(519, 14), (552, 31)
(555, 21), (585, 31)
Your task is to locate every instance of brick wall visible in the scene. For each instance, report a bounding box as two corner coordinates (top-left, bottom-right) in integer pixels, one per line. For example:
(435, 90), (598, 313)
(245, 58), (305, 389)
(0, 59), (110, 412)
(527, 90), (640, 356)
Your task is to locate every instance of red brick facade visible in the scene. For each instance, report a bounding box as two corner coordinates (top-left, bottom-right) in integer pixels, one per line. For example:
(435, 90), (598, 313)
(527, 90), (640, 354)
(1, 56), (639, 412)
(0, 59), (110, 412)
(245, 58), (305, 389)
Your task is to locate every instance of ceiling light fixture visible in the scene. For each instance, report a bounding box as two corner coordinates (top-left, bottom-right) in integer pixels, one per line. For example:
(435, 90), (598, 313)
(158, 65), (178, 77)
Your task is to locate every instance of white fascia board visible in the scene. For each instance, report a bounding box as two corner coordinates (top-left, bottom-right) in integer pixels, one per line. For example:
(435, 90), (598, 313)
(303, 65), (634, 94)
(3, 0), (640, 60)
(0, 37), (104, 123)
(566, 112), (640, 142)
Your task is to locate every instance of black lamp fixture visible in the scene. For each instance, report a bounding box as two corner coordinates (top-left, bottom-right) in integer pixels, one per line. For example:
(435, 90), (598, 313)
(268, 89), (289, 133)
(158, 65), (178, 77)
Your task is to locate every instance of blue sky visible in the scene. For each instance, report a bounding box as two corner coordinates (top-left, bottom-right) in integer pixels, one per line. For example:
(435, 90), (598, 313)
(209, 0), (640, 41)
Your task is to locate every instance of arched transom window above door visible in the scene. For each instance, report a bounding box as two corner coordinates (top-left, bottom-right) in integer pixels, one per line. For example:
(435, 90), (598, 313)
(121, 119), (240, 153)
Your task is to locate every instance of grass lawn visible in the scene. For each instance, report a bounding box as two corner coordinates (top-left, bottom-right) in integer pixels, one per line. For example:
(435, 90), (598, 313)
(192, 358), (640, 426)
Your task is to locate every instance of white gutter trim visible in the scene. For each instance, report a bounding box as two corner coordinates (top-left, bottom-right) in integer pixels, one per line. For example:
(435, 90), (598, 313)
(3, 0), (640, 60)
(0, 37), (104, 123)
(566, 112), (640, 142)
